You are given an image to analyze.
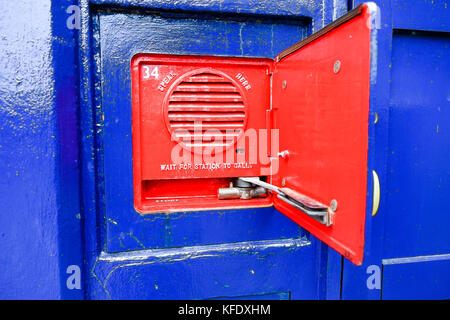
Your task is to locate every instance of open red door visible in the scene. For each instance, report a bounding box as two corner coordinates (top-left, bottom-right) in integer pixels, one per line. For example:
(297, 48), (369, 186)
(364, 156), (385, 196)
(271, 3), (377, 265)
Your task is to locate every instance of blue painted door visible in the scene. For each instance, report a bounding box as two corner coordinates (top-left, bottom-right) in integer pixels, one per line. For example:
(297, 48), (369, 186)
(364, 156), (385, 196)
(342, 0), (450, 300)
(79, 0), (349, 299)
(1, 0), (448, 300)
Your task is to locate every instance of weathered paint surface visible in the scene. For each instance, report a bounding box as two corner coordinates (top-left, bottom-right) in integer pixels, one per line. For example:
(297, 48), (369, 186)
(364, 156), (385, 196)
(98, 11), (310, 254)
(92, 238), (319, 299)
(0, 0), (83, 299)
(83, 0), (345, 299)
(0, 0), (449, 299)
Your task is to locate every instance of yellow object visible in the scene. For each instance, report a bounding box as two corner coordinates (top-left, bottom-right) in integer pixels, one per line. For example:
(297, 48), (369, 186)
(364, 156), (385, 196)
(372, 170), (380, 216)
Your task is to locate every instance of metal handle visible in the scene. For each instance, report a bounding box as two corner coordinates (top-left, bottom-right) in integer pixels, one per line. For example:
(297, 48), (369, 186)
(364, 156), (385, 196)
(238, 177), (335, 226)
(371, 170), (380, 216)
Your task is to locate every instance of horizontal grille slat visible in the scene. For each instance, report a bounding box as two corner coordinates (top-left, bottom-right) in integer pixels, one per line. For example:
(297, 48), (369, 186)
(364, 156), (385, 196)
(168, 103), (244, 112)
(184, 142), (234, 148)
(174, 132), (240, 138)
(170, 122), (244, 131)
(184, 74), (226, 83)
(168, 113), (245, 122)
(175, 83), (238, 93)
(169, 92), (243, 103)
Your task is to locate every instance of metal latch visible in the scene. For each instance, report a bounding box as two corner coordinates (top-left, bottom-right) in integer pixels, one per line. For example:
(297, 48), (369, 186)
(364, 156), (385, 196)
(238, 177), (336, 226)
(218, 178), (267, 200)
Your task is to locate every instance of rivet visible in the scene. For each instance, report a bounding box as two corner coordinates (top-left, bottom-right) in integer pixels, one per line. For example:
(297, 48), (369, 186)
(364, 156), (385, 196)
(282, 80), (287, 89)
(281, 178), (286, 187)
(333, 60), (341, 73)
(330, 199), (338, 211)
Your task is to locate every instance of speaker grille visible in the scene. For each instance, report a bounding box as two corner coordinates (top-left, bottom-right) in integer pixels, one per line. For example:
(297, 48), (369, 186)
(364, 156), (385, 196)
(165, 70), (247, 151)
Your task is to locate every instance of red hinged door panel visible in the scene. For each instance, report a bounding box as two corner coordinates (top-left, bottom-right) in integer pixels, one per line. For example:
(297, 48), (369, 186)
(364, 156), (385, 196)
(271, 3), (376, 265)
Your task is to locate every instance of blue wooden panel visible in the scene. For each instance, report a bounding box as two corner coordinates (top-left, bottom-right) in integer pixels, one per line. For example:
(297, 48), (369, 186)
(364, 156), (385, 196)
(342, 1), (450, 300)
(385, 30), (450, 258)
(77, 0), (348, 300)
(91, 0), (327, 31)
(89, 238), (319, 299)
(392, 0), (449, 32)
(382, 255), (450, 300)
(0, 0), (59, 299)
(0, 0), (83, 299)
(97, 11), (310, 252)
(51, 0), (85, 299)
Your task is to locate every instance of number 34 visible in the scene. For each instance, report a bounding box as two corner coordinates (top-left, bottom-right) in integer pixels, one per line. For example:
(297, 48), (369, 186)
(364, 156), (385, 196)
(143, 66), (159, 79)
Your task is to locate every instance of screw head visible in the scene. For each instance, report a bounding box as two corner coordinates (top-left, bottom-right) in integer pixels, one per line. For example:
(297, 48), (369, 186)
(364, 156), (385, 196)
(333, 60), (341, 73)
(330, 199), (338, 211)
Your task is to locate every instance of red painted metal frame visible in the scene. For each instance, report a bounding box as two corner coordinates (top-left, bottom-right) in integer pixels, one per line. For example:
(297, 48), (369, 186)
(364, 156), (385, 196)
(271, 4), (372, 265)
(131, 54), (273, 213)
(131, 3), (373, 265)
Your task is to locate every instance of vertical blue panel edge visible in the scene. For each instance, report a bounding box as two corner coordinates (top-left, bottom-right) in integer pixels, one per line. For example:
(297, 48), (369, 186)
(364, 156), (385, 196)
(78, 0), (347, 299)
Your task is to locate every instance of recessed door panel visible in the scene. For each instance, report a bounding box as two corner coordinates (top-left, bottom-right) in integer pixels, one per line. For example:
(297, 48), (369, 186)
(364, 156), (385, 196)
(131, 54), (273, 213)
(98, 9), (310, 252)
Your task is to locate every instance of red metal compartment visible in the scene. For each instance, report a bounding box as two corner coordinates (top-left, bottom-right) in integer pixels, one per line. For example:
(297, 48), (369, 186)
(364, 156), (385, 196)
(131, 54), (273, 213)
